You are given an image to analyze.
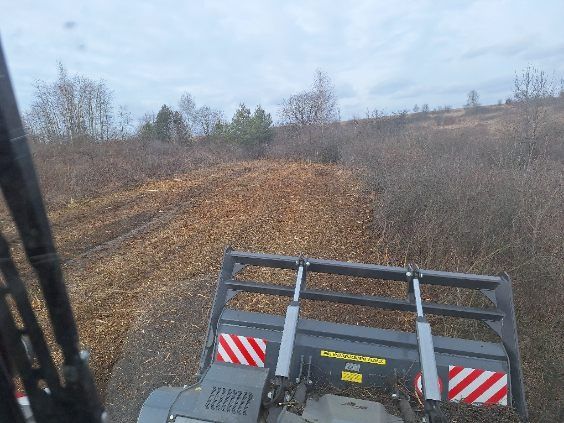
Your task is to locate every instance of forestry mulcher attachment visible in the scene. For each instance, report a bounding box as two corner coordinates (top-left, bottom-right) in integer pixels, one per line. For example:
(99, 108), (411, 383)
(138, 249), (528, 423)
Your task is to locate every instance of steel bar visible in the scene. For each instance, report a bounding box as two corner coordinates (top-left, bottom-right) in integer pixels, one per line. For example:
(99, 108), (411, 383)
(225, 280), (505, 321)
(228, 250), (502, 290)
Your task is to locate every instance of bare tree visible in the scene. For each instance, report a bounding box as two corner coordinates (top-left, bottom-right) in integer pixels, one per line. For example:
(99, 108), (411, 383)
(115, 105), (133, 140)
(511, 65), (555, 168)
(193, 106), (224, 137)
(178, 92), (223, 137)
(366, 108), (383, 119)
(279, 70), (339, 126)
(178, 92), (196, 132)
(421, 104), (430, 113)
(465, 90), (480, 108)
(311, 70), (338, 123)
(27, 63), (114, 142)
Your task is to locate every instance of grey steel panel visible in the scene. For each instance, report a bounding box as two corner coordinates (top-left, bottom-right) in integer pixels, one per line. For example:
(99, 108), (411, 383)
(169, 363), (269, 423)
(137, 387), (184, 423)
(220, 309), (508, 361)
(215, 309), (510, 402)
(228, 250), (502, 290)
(197, 249), (527, 421)
(225, 280), (504, 321)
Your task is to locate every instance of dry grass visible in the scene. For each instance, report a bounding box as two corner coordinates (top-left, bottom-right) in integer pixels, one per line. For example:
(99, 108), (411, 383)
(30, 138), (245, 208)
(266, 100), (564, 422)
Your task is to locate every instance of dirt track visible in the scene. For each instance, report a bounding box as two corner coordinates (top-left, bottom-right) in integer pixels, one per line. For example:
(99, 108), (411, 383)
(41, 160), (518, 422)
(46, 160), (374, 420)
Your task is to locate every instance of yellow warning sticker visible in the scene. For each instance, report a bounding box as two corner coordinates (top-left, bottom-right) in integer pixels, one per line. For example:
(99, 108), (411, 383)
(320, 350), (386, 365)
(341, 371), (363, 383)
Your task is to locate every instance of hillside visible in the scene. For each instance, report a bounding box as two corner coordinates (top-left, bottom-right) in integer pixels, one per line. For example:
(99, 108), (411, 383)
(12, 159), (518, 423)
(44, 161), (376, 421)
(4, 100), (562, 422)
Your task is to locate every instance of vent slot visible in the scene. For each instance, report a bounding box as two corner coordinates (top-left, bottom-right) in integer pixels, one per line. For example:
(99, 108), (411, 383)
(204, 386), (254, 415)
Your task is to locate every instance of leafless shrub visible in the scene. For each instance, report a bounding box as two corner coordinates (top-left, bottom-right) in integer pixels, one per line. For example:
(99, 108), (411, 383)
(509, 65), (557, 168)
(279, 70), (339, 127)
(433, 112), (457, 126)
(464, 90), (483, 116)
(465, 89), (480, 108)
(31, 139), (243, 208)
(115, 105), (133, 140)
(268, 124), (342, 163)
(267, 101), (564, 421)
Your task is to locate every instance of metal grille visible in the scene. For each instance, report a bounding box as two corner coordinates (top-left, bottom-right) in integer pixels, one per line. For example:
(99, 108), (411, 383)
(204, 386), (254, 416)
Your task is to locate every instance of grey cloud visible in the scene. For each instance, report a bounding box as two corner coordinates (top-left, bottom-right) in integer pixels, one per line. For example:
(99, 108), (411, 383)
(462, 41), (530, 60)
(3, 0), (564, 120)
(461, 39), (564, 62)
(336, 83), (356, 99)
(370, 78), (412, 95)
(395, 76), (511, 101)
(522, 43), (564, 61)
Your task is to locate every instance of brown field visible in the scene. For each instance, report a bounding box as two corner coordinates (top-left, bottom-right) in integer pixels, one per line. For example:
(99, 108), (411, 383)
(4, 100), (563, 422)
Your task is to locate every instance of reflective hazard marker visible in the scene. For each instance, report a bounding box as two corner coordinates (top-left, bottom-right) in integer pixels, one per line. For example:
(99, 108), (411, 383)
(448, 365), (508, 405)
(215, 333), (266, 367)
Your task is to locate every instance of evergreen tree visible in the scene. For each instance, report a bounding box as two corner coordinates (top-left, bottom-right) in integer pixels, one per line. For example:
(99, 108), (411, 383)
(224, 104), (273, 146)
(154, 105), (174, 142)
(250, 105), (273, 145)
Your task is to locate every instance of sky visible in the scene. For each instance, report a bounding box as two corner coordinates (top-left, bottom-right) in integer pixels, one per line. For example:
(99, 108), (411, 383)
(1, 0), (564, 122)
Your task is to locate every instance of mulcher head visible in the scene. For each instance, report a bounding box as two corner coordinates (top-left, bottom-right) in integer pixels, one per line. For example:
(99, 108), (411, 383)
(140, 248), (528, 423)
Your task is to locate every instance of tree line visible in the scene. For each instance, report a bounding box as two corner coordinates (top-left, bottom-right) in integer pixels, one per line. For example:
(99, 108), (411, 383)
(24, 63), (563, 161)
(25, 65), (339, 147)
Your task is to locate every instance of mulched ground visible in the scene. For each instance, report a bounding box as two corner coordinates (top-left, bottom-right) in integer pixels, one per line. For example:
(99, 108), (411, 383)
(26, 160), (521, 422)
(105, 277), (214, 423)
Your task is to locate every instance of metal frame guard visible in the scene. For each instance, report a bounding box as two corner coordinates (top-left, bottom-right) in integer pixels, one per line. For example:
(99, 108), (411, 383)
(199, 248), (528, 420)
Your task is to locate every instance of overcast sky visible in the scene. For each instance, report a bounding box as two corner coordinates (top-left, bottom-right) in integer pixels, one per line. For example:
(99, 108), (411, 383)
(2, 0), (563, 121)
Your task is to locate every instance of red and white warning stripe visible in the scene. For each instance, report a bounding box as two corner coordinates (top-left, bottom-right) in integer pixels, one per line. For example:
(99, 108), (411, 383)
(448, 365), (508, 405)
(215, 333), (266, 367)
